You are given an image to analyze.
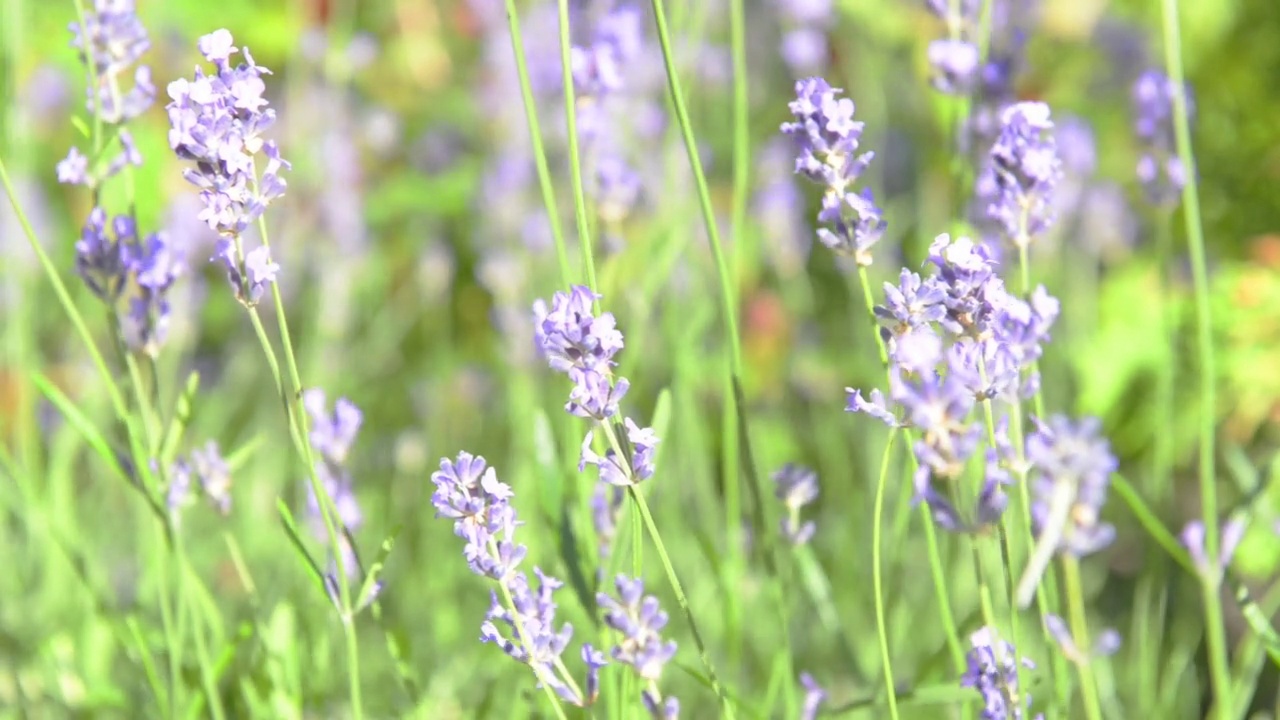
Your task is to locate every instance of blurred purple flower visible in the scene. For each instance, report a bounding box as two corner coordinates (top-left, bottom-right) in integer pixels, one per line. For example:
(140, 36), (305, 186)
(961, 626), (1037, 720)
(1132, 70), (1191, 206)
(1181, 518), (1246, 580)
(799, 673), (826, 720)
(168, 440), (232, 521)
(75, 207), (133, 301)
(1027, 415), (1117, 557)
(1044, 615), (1122, 665)
(123, 231), (184, 356)
(599, 575), (680, 716)
(69, 0), (155, 123)
(773, 464), (819, 545)
(986, 102), (1062, 246)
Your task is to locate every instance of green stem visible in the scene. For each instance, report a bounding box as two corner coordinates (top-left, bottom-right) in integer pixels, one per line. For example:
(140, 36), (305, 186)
(251, 207), (363, 718)
(628, 488), (736, 718)
(1155, 6), (1226, 705)
(503, 0), (572, 287)
(872, 430), (901, 719)
(556, 0), (598, 294)
(1060, 556), (1103, 720)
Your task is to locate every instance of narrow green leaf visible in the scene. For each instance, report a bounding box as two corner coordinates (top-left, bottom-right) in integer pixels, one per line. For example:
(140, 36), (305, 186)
(159, 371), (200, 467)
(355, 525), (401, 612)
(275, 499), (328, 600)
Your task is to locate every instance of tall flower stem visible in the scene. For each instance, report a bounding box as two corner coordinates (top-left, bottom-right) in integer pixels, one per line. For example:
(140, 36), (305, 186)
(872, 430), (901, 719)
(1158, 0), (1229, 713)
(556, 0), (599, 295)
(252, 210), (363, 720)
(1061, 556), (1104, 720)
(504, 0), (572, 288)
(628, 487), (735, 718)
(1150, 209), (1176, 503)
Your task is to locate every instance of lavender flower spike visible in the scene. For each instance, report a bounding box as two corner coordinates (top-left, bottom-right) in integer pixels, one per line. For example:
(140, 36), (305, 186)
(599, 575), (680, 718)
(69, 0), (155, 124)
(961, 627), (1038, 720)
(987, 102), (1062, 247)
(433, 453), (595, 706)
(1132, 70), (1192, 206)
(781, 77), (886, 266)
(1015, 415), (1117, 607)
(167, 29), (289, 303)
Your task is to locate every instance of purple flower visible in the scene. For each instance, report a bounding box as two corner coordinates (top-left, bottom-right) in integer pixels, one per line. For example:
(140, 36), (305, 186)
(580, 418), (660, 487)
(74, 207), (133, 301)
(1027, 415), (1117, 557)
(534, 285), (623, 375)
(167, 29), (290, 238)
(781, 77), (885, 266)
(212, 240), (278, 306)
(168, 440), (232, 520)
(69, 0), (155, 123)
(431, 453), (525, 581)
(434, 453), (594, 705)
(961, 627), (1036, 720)
(1044, 615), (1122, 665)
(799, 672), (827, 720)
(1132, 70), (1191, 206)
(773, 464), (819, 545)
(122, 231), (184, 356)
(986, 102), (1062, 246)
(304, 389), (363, 467)
(599, 575), (679, 716)
(56, 148), (89, 185)
(929, 39), (981, 94)
(592, 481), (627, 564)
(1180, 518), (1247, 580)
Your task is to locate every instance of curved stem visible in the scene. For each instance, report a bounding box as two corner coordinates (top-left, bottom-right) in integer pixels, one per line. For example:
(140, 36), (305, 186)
(872, 430), (901, 719)
(1157, 0), (1229, 713)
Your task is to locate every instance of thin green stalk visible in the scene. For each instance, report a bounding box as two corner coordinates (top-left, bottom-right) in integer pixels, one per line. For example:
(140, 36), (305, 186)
(0, 159), (129, 421)
(556, 0), (598, 294)
(1151, 8), (1226, 695)
(628, 488), (735, 718)
(1061, 556), (1104, 720)
(153, 525), (183, 716)
(503, 0), (572, 287)
(872, 430), (901, 719)
(175, 531), (226, 720)
(251, 208), (363, 718)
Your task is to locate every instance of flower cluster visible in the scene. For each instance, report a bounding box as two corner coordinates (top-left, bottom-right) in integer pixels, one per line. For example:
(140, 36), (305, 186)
(167, 441), (232, 521)
(1132, 70), (1191, 206)
(534, 286), (660, 487)
(1180, 518), (1246, 581)
(961, 627), (1040, 720)
(432, 452), (602, 705)
(301, 389), (380, 611)
(599, 575), (679, 718)
(985, 102), (1063, 247)
(923, 0), (982, 95)
(781, 77), (886, 265)
(74, 208), (185, 356)
(774, 0), (833, 74)
(847, 234), (1059, 531)
(68, 0), (155, 126)
(167, 29), (287, 304)
(773, 464), (819, 545)
(1026, 415), (1117, 558)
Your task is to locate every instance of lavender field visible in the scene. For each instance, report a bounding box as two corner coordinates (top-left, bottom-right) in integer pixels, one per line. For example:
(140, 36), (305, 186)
(2, 0), (1280, 717)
